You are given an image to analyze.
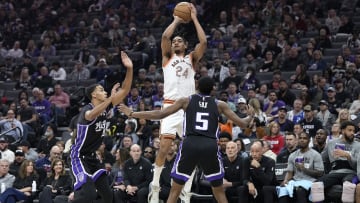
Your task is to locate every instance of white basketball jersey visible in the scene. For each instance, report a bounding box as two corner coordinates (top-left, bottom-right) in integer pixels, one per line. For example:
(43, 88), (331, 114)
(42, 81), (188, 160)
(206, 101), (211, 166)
(163, 54), (195, 100)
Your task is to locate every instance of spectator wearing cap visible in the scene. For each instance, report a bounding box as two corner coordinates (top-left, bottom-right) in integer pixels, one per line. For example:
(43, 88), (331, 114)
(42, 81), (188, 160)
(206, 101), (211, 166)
(67, 60), (90, 81)
(90, 57), (113, 82)
(0, 137), (15, 164)
(9, 150), (25, 176)
(18, 140), (38, 162)
(49, 61), (66, 81)
(0, 159), (15, 189)
(37, 124), (58, 158)
(299, 105), (323, 141)
(263, 90), (286, 117)
(0, 109), (23, 143)
(326, 86), (342, 116)
(273, 106), (294, 134)
(334, 78), (351, 108)
(316, 100), (336, 129)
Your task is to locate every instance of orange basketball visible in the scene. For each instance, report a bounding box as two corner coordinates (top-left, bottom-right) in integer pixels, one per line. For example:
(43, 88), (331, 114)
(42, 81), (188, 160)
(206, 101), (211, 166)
(173, 2), (191, 22)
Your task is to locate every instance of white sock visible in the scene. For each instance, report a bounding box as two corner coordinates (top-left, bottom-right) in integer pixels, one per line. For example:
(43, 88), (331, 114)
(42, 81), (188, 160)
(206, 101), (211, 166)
(152, 164), (164, 187)
(183, 169), (196, 193)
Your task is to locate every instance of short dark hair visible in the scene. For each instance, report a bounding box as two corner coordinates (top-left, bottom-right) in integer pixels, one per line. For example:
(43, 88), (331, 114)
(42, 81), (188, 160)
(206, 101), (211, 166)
(340, 121), (356, 130)
(86, 84), (100, 100)
(218, 132), (231, 140)
(198, 76), (215, 95)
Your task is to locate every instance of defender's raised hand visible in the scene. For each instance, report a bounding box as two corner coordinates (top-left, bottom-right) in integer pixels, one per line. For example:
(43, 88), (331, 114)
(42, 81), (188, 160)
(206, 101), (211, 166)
(121, 51), (133, 69)
(119, 104), (133, 117)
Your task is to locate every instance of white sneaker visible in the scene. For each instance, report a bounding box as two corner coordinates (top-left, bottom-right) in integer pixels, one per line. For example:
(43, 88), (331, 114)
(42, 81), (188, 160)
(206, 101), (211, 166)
(179, 190), (192, 203)
(148, 182), (160, 203)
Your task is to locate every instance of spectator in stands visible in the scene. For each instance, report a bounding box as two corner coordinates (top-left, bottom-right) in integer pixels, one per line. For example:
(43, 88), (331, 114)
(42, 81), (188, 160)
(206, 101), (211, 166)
(240, 66), (260, 91)
(264, 90), (286, 117)
(0, 137), (14, 164)
(343, 46), (356, 64)
(120, 144), (152, 203)
(278, 80), (296, 107)
(325, 9), (341, 34)
(344, 65), (360, 98)
(112, 148), (130, 202)
(222, 141), (250, 203)
(329, 123), (341, 140)
(263, 121), (285, 155)
(0, 109), (23, 143)
(10, 150), (25, 176)
(329, 55), (347, 82)
(326, 86), (342, 116)
(17, 98), (38, 143)
(32, 89), (52, 126)
(235, 98), (249, 119)
(349, 91), (360, 116)
(308, 76), (327, 108)
(316, 100), (336, 129)
(25, 40), (40, 58)
(228, 37), (243, 62)
(218, 132), (232, 159)
(67, 60), (90, 81)
(334, 78), (352, 108)
(0, 160), (39, 203)
(273, 106), (294, 134)
(38, 159), (72, 203)
(247, 140), (277, 203)
(37, 124), (58, 158)
(7, 41), (24, 59)
(290, 64), (311, 89)
(146, 64), (161, 82)
(208, 29), (224, 49)
(91, 58), (113, 83)
(259, 50), (277, 72)
(315, 26), (332, 50)
(248, 98), (267, 126)
(49, 62), (66, 81)
(256, 83), (269, 105)
(277, 132), (298, 163)
(338, 15), (354, 34)
(208, 57), (229, 83)
(0, 158), (15, 189)
(313, 121), (360, 201)
(18, 140), (38, 162)
(300, 105), (323, 140)
(281, 47), (303, 71)
(15, 67), (33, 90)
(240, 53), (262, 73)
(0, 64), (12, 82)
(36, 145), (62, 179)
(221, 63), (242, 89)
(313, 129), (328, 153)
(277, 131), (324, 203)
(33, 66), (53, 95)
(335, 108), (351, 126)
(308, 50), (327, 71)
(40, 37), (56, 58)
(49, 83), (69, 118)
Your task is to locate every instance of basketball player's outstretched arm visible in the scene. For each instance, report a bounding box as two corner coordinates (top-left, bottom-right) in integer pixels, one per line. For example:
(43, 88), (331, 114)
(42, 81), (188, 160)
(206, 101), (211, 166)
(111, 51), (133, 105)
(161, 16), (186, 63)
(119, 98), (189, 120)
(189, 3), (207, 65)
(217, 101), (254, 128)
